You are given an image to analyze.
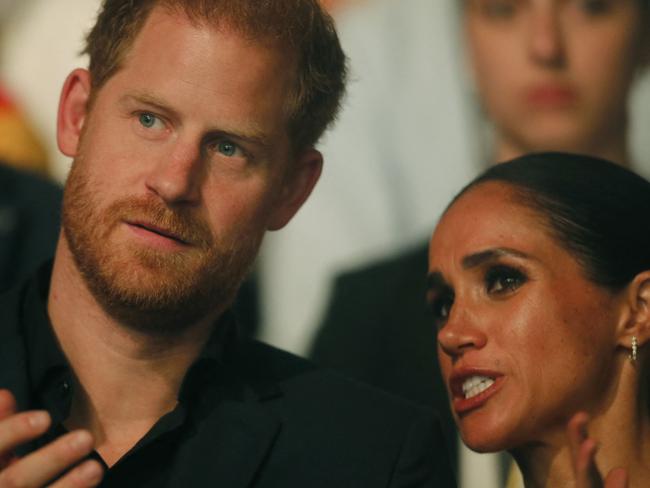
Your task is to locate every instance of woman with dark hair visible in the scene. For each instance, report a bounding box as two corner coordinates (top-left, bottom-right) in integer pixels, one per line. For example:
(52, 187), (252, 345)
(312, 3), (650, 483)
(429, 152), (650, 487)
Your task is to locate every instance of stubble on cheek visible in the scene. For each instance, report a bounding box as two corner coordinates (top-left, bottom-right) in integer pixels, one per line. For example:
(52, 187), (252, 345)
(61, 156), (261, 335)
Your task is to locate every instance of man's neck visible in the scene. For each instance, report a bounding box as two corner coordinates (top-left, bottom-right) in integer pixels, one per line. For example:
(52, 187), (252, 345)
(47, 236), (219, 465)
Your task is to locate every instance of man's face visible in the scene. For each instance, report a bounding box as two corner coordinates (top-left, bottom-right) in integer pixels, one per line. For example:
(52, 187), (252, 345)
(58, 7), (320, 332)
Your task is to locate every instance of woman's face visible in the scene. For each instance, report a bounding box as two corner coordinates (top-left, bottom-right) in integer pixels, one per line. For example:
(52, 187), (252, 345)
(428, 182), (625, 452)
(464, 0), (648, 160)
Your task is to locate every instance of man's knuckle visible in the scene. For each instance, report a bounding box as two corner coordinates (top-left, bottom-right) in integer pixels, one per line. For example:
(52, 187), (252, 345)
(0, 418), (30, 445)
(52, 439), (85, 465)
(0, 468), (26, 488)
(18, 416), (34, 432)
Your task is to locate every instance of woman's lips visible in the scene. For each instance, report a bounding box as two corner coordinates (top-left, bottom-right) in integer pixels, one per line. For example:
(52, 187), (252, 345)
(525, 85), (577, 108)
(449, 370), (505, 415)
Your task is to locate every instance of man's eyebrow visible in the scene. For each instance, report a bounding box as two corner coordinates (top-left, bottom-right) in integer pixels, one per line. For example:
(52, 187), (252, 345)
(120, 92), (273, 149)
(461, 247), (532, 270)
(120, 93), (178, 117)
(207, 127), (273, 150)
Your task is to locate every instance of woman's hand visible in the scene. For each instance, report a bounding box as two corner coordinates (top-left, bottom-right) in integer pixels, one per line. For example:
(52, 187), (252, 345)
(567, 412), (627, 488)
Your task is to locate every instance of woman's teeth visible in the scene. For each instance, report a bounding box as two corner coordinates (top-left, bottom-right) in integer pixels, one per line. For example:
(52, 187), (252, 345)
(462, 376), (495, 399)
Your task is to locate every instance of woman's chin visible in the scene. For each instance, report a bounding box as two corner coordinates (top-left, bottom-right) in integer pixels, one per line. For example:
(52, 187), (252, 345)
(460, 428), (516, 454)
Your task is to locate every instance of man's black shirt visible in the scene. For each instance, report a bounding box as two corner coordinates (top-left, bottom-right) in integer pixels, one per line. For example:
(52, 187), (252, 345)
(16, 264), (242, 485)
(0, 163), (62, 292)
(0, 265), (456, 487)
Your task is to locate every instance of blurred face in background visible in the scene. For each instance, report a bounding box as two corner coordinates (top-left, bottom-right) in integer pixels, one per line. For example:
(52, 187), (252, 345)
(463, 0), (649, 162)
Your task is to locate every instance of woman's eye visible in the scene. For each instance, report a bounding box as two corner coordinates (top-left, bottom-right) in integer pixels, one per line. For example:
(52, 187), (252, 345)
(477, 0), (518, 19)
(430, 293), (454, 328)
(485, 265), (527, 295)
(577, 0), (612, 16)
(138, 112), (163, 130)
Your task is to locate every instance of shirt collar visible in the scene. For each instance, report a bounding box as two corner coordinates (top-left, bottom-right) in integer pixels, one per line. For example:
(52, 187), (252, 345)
(178, 309), (238, 402)
(21, 261), (239, 403)
(22, 262), (69, 394)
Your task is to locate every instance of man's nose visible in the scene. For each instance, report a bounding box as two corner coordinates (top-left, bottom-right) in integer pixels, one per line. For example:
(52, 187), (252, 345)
(145, 140), (203, 205)
(526, 7), (566, 67)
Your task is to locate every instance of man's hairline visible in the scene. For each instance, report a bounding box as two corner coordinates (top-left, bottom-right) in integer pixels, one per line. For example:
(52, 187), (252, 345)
(86, 5), (309, 156)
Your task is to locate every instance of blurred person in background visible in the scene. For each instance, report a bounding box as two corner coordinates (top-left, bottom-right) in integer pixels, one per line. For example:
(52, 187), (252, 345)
(0, 160), (62, 291)
(0, 0), (62, 291)
(259, 0), (477, 355)
(0, 84), (49, 175)
(310, 0), (650, 485)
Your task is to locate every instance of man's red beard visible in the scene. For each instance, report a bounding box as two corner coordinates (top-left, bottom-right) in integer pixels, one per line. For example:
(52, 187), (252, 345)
(62, 158), (261, 335)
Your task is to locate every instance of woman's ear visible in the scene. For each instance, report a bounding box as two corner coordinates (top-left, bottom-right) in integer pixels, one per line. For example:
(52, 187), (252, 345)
(57, 69), (92, 157)
(617, 270), (650, 352)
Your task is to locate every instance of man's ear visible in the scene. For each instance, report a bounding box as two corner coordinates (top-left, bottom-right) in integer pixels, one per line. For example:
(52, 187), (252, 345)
(57, 68), (92, 157)
(267, 148), (323, 231)
(617, 270), (650, 351)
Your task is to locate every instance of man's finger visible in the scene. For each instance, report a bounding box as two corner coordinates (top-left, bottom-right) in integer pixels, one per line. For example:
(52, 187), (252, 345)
(47, 460), (104, 488)
(0, 410), (50, 455)
(575, 437), (603, 488)
(567, 412), (589, 471)
(0, 430), (95, 488)
(0, 391), (16, 421)
(604, 467), (627, 488)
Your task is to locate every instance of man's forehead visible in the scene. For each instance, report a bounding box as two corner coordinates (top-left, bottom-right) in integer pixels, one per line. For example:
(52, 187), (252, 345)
(140, 3), (295, 53)
(120, 5), (297, 78)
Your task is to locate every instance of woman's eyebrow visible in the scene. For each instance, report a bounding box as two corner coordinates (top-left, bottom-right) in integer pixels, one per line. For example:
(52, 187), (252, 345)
(461, 247), (532, 270)
(426, 271), (450, 294)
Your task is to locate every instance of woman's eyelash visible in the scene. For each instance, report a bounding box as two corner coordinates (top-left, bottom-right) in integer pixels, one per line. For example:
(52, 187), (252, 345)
(429, 291), (454, 327)
(579, 0), (612, 16)
(485, 265), (527, 294)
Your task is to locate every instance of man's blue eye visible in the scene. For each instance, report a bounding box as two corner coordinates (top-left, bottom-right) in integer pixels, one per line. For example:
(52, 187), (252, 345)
(217, 141), (237, 157)
(139, 113), (158, 129)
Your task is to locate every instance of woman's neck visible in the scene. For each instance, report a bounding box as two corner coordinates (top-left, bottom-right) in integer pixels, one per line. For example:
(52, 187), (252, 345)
(493, 132), (630, 168)
(511, 361), (650, 487)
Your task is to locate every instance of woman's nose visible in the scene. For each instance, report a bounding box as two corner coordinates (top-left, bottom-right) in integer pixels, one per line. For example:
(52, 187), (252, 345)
(526, 6), (566, 67)
(437, 308), (488, 359)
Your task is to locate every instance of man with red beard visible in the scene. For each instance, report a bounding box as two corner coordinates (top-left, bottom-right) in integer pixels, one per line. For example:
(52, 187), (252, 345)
(0, 1), (454, 486)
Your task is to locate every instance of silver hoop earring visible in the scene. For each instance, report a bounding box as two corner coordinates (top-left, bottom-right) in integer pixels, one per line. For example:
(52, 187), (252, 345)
(630, 336), (638, 363)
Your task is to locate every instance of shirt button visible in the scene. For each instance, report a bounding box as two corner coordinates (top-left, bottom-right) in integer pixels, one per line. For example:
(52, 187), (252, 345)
(59, 381), (70, 397)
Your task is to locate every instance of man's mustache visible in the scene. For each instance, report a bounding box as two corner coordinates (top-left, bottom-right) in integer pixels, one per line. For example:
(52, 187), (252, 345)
(105, 197), (214, 249)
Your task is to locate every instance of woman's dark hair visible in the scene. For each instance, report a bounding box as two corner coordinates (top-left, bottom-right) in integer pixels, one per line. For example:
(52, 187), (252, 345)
(452, 152), (650, 290)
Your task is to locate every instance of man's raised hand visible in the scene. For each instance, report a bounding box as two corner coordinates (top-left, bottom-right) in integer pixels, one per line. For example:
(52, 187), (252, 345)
(0, 390), (103, 487)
